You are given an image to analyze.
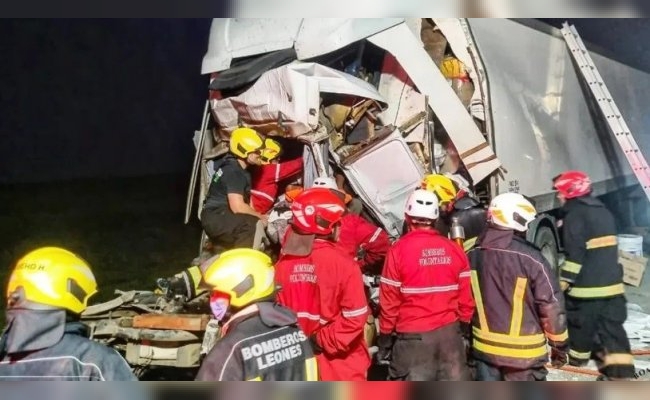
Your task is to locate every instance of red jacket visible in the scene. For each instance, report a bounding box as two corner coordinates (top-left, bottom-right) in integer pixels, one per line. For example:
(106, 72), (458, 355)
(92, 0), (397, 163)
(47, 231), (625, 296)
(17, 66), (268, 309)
(275, 240), (370, 381)
(337, 213), (391, 269)
(251, 157), (303, 214)
(379, 229), (475, 334)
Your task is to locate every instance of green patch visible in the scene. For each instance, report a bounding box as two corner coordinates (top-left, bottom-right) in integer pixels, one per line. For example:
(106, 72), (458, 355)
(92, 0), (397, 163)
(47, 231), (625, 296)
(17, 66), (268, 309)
(0, 174), (203, 321)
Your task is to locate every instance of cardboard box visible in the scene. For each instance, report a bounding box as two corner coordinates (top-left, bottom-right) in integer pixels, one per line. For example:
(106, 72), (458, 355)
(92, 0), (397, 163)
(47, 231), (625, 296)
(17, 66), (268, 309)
(619, 251), (647, 287)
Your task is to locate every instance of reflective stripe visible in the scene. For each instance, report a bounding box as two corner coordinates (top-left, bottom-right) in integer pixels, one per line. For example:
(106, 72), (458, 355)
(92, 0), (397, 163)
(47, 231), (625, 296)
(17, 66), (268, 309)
(463, 237), (478, 252)
(509, 278), (528, 336)
(296, 312), (321, 321)
(603, 353), (635, 366)
(274, 164), (281, 183)
(545, 330), (569, 342)
(342, 306), (368, 318)
(561, 261), (582, 275)
(400, 284), (459, 294)
(568, 283), (625, 298)
(569, 349), (591, 360)
(473, 340), (548, 359)
(368, 228), (382, 243)
(304, 357), (319, 381)
(380, 277), (401, 287)
(247, 376), (262, 381)
(459, 271), (471, 279)
(473, 327), (545, 346)
(470, 271), (489, 329)
(251, 189), (274, 202)
(586, 235), (618, 249)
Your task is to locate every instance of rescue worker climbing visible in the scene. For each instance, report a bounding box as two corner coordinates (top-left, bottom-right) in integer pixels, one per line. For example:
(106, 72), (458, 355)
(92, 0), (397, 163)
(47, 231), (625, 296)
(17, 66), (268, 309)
(200, 127), (268, 251)
(251, 138), (304, 215)
(195, 248), (318, 381)
(311, 176), (391, 272)
(421, 173), (487, 251)
(553, 170), (636, 380)
(377, 189), (475, 381)
(467, 193), (569, 381)
(0, 247), (137, 381)
(274, 187), (371, 381)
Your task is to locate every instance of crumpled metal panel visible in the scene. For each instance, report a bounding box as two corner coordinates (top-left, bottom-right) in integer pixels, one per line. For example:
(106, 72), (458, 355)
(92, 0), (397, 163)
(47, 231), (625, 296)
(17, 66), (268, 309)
(331, 128), (424, 237)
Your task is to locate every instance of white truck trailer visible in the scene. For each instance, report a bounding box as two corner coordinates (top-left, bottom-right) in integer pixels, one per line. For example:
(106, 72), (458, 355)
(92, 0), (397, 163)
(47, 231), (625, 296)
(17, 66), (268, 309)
(187, 18), (650, 269)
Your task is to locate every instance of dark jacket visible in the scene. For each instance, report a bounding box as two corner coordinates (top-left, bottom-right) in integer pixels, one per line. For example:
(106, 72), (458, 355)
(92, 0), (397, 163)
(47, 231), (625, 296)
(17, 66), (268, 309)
(203, 154), (252, 211)
(467, 228), (568, 370)
(196, 302), (318, 381)
(559, 196), (625, 299)
(436, 196), (487, 251)
(0, 309), (136, 381)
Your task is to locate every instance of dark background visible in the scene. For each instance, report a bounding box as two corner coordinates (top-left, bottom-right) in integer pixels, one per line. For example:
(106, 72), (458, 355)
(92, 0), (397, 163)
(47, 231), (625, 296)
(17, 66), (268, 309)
(2, 19), (650, 184)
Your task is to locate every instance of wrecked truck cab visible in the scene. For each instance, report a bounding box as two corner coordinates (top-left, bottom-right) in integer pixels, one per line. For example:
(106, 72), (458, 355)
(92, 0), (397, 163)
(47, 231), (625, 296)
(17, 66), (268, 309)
(197, 61), (426, 239)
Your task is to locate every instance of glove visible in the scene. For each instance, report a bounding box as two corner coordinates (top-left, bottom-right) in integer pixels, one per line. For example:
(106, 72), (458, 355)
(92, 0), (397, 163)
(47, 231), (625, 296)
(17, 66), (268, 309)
(376, 333), (394, 365)
(309, 333), (323, 355)
(550, 346), (569, 368)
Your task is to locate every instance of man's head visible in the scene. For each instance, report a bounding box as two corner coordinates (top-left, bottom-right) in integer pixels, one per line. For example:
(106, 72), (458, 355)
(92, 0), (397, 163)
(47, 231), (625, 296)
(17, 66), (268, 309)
(487, 193), (537, 232)
(201, 248), (276, 323)
(229, 127), (265, 166)
(404, 189), (440, 229)
(282, 187), (347, 256)
(260, 138), (282, 165)
(6, 247), (98, 315)
(552, 170), (592, 205)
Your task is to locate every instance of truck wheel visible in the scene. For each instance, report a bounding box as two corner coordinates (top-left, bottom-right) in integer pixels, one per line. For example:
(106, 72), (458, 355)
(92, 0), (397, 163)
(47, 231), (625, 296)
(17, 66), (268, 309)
(535, 226), (558, 273)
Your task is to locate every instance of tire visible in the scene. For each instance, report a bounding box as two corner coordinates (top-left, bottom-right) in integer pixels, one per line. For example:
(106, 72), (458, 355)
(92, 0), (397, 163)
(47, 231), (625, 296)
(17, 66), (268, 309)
(534, 226), (559, 274)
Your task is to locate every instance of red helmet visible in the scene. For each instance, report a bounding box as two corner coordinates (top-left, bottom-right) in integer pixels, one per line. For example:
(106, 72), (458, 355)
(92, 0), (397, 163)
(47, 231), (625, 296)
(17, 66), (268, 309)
(552, 170), (592, 199)
(290, 188), (346, 235)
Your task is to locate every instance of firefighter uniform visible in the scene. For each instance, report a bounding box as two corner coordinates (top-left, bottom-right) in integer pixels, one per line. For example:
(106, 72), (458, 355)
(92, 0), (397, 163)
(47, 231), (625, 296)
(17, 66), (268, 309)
(437, 196), (488, 252)
(379, 229), (475, 381)
(196, 302), (318, 381)
(251, 157), (303, 214)
(275, 239), (371, 381)
(337, 213), (391, 271)
(468, 228), (569, 381)
(559, 196), (635, 379)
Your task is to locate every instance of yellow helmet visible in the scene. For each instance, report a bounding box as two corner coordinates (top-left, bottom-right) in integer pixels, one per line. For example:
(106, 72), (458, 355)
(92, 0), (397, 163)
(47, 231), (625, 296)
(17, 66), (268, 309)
(440, 56), (469, 80)
(260, 138), (282, 165)
(202, 248), (275, 309)
(7, 247), (98, 314)
(230, 127), (264, 159)
(421, 174), (458, 206)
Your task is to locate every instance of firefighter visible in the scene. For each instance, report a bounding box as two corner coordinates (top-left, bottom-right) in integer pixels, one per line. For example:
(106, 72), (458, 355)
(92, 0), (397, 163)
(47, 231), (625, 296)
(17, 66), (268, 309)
(311, 176), (391, 272)
(553, 170), (636, 380)
(274, 187), (371, 381)
(195, 248), (318, 381)
(0, 247), (137, 381)
(421, 173), (487, 251)
(200, 127), (268, 250)
(467, 193), (569, 381)
(251, 138), (304, 215)
(377, 189), (475, 381)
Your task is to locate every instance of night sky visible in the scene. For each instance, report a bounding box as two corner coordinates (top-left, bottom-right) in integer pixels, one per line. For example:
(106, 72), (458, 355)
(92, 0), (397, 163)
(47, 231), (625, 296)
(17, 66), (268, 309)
(1, 18), (649, 184)
(0, 19), (212, 184)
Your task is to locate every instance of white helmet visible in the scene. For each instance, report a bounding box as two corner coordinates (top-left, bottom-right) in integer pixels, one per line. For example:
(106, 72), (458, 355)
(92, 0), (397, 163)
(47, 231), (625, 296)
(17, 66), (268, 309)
(488, 193), (537, 232)
(312, 176), (338, 190)
(404, 189), (439, 220)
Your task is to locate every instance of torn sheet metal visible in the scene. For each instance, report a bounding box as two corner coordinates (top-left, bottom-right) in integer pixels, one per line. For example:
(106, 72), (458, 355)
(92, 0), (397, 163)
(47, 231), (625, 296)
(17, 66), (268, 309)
(369, 23), (501, 184)
(332, 128), (425, 237)
(211, 62), (386, 141)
